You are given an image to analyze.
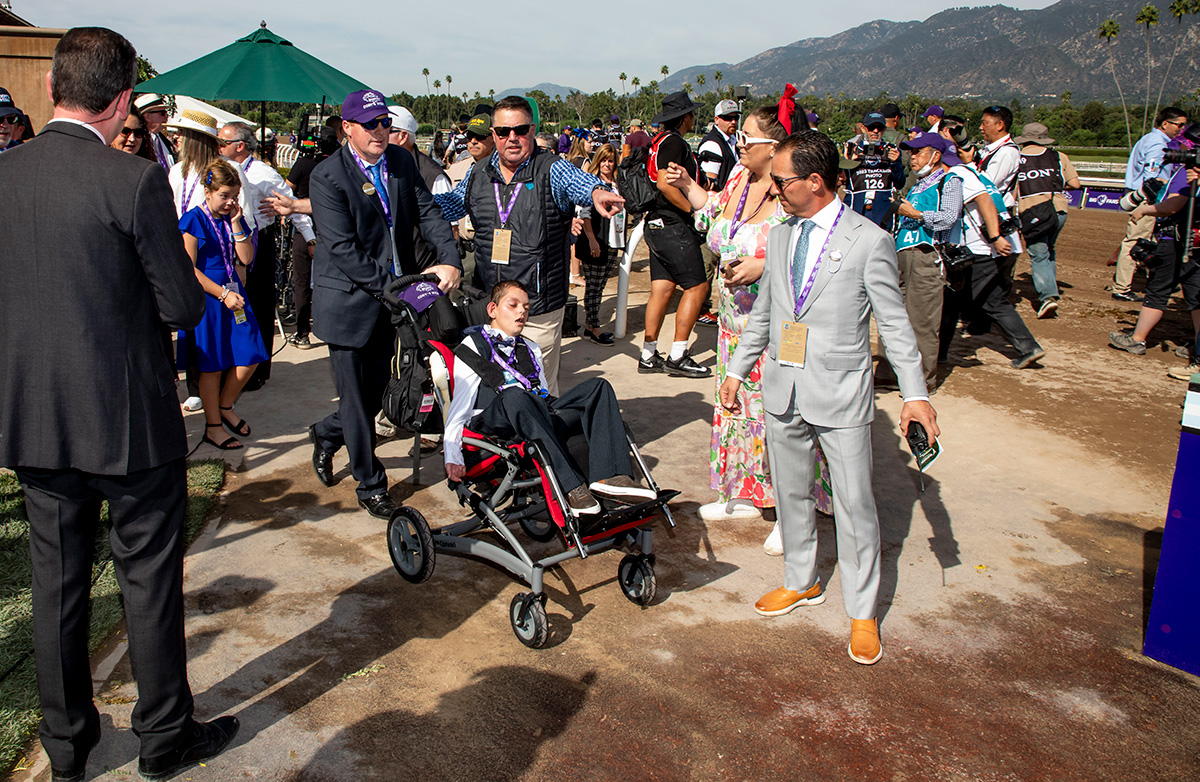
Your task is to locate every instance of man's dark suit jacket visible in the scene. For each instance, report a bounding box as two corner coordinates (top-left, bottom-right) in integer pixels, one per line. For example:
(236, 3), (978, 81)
(0, 121), (205, 474)
(309, 142), (459, 348)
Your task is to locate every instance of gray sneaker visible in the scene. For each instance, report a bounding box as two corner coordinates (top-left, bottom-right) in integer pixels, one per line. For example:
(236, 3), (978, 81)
(1109, 330), (1147, 355)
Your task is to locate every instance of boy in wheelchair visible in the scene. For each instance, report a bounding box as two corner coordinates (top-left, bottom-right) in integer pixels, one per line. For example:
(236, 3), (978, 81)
(443, 280), (655, 515)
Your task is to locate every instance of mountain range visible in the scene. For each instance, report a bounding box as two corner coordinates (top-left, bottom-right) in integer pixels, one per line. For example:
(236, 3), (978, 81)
(660, 0), (1199, 103)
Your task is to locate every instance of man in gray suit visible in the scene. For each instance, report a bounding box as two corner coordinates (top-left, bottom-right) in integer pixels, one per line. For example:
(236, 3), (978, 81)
(720, 130), (939, 666)
(0, 27), (238, 780)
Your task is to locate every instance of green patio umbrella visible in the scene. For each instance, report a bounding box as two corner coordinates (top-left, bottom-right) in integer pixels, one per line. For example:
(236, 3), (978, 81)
(136, 23), (372, 137)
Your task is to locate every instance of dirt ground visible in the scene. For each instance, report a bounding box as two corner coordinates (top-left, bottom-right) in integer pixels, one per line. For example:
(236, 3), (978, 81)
(13, 208), (1200, 782)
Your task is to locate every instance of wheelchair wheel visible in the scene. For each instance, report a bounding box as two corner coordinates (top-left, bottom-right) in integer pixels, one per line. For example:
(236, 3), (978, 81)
(509, 592), (549, 648)
(518, 515), (559, 543)
(618, 554), (656, 606)
(387, 507), (435, 583)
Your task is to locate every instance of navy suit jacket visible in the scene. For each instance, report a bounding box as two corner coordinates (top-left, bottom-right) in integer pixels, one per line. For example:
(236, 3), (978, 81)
(309, 142), (459, 348)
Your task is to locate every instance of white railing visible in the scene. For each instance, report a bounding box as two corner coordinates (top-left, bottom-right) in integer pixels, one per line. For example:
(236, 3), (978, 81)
(276, 144), (300, 170)
(1072, 160), (1126, 174)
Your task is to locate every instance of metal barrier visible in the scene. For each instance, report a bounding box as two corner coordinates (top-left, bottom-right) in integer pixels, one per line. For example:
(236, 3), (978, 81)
(614, 220), (644, 340)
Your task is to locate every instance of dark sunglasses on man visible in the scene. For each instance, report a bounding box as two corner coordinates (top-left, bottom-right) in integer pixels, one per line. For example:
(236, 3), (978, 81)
(118, 126), (147, 138)
(0, 115), (21, 125)
(354, 116), (393, 131)
(493, 124), (532, 138)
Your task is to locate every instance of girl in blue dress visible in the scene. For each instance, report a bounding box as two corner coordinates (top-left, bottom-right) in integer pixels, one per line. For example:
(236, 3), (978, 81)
(178, 159), (268, 449)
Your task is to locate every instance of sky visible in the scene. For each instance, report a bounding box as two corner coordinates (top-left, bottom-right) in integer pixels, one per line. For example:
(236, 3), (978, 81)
(24, 0), (1059, 100)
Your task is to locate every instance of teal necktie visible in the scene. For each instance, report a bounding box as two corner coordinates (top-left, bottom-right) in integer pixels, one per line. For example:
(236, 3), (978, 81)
(791, 220), (815, 305)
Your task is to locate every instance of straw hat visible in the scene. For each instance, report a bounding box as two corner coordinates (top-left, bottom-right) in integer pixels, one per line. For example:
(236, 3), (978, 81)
(165, 109), (219, 138)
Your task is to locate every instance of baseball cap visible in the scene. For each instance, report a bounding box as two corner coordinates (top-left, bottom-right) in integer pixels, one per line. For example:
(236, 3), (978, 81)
(862, 111), (886, 129)
(714, 99), (740, 118)
(387, 106), (418, 136)
(807, 111), (821, 125)
(342, 90), (389, 123)
(0, 87), (20, 118)
(629, 119), (643, 127)
(465, 113), (492, 138)
(879, 102), (901, 119)
(900, 132), (963, 167)
(923, 104), (944, 119)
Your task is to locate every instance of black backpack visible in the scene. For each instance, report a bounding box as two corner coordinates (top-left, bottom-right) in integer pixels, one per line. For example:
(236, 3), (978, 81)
(617, 132), (675, 215)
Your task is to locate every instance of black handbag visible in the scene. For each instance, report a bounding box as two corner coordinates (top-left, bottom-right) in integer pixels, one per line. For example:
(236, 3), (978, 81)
(1018, 199), (1058, 243)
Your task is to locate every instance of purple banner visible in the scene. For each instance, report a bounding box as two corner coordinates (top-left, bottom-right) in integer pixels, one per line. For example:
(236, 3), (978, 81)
(1064, 189), (1083, 208)
(1084, 187), (1124, 211)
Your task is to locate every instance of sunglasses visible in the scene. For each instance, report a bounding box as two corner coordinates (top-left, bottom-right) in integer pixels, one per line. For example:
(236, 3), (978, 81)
(493, 124), (532, 138)
(718, 114), (739, 122)
(0, 115), (21, 125)
(354, 117), (393, 131)
(216, 137), (242, 147)
(1164, 119), (1187, 127)
(118, 126), (147, 138)
(735, 130), (776, 147)
(770, 173), (807, 190)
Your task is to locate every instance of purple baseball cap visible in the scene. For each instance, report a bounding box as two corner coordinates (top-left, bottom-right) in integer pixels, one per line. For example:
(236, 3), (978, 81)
(397, 280), (445, 313)
(923, 104), (944, 119)
(342, 89), (389, 123)
(900, 132), (963, 167)
(807, 111), (820, 125)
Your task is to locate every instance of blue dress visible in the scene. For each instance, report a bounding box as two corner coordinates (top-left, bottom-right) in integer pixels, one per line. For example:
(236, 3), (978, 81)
(177, 207), (268, 372)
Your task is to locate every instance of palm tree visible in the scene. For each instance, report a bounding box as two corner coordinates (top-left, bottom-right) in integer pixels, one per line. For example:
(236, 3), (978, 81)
(714, 70), (723, 96)
(422, 67), (430, 96)
(1154, 0), (1191, 117)
(630, 77), (641, 117)
(619, 72), (628, 116)
(433, 79), (441, 128)
(488, 88), (495, 103)
(1100, 19), (1133, 148)
(648, 79), (660, 114)
(682, 82), (691, 95)
(1136, 4), (1159, 136)
(696, 73), (706, 96)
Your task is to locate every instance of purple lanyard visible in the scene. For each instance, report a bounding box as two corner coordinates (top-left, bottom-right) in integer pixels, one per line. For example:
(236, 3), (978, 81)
(729, 175), (772, 238)
(155, 135), (170, 171)
(200, 203), (238, 283)
(349, 145), (392, 225)
(494, 183), (522, 228)
(181, 176), (199, 214)
(482, 331), (543, 394)
(791, 205), (844, 318)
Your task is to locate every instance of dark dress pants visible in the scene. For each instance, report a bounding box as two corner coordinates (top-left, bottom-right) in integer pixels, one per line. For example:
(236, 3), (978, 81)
(291, 232), (313, 338)
(313, 308), (393, 499)
(940, 254), (1041, 360)
(247, 223), (278, 384)
(473, 378), (630, 492)
(15, 460), (194, 769)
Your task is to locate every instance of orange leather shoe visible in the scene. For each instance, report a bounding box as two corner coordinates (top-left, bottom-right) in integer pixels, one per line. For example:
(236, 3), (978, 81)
(848, 618), (883, 665)
(754, 581), (825, 616)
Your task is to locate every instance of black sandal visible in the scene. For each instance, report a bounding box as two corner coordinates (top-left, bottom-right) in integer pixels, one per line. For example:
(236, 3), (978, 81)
(219, 405), (251, 437)
(203, 423), (243, 450)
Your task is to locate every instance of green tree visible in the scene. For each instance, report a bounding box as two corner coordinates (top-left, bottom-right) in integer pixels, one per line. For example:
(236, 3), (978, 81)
(489, 89), (495, 104)
(630, 77), (640, 116)
(682, 82), (691, 95)
(1155, 0), (1192, 118)
(648, 80), (660, 114)
(1099, 19), (1133, 148)
(422, 67), (430, 98)
(696, 73), (706, 95)
(1081, 100), (1107, 131)
(619, 72), (628, 116)
(433, 79), (441, 128)
(660, 64), (669, 81)
(1135, 4), (1159, 135)
(714, 70), (723, 96)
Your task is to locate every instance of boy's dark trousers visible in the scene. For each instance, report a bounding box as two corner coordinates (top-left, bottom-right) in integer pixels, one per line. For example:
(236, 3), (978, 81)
(471, 378), (630, 491)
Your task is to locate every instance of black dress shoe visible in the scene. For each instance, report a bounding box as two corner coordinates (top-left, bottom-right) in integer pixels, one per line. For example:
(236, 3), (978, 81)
(138, 716), (239, 780)
(664, 351), (712, 378)
(51, 725), (99, 781)
(309, 424), (336, 487)
(359, 491), (401, 519)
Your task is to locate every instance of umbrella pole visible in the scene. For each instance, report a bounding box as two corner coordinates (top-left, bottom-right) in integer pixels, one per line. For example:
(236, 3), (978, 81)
(260, 101), (266, 158)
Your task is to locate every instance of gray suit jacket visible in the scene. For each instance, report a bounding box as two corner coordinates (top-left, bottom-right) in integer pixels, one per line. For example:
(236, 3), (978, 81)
(0, 122), (205, 474)
(729, 203), (925, 429)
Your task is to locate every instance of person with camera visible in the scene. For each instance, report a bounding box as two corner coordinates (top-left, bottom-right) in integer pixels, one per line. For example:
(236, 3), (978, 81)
(1109, 137), (1200, 374)
(924, 134), (1045, 370)
(285, 127), (339, 348)
(938, 115), (977, 165)
(1013, 122), (1080, 319)
(844, 111), (904, 229)
(1112, 107), (1189, 301)
(977, 106), (1022, 291)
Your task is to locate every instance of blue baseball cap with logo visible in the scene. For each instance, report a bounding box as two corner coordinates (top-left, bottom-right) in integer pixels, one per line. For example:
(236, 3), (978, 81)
(342, 90), (389, 123)
(900, 132), (963, 167)
(0, 87), (20, 118)
(862, 111), (886, 129)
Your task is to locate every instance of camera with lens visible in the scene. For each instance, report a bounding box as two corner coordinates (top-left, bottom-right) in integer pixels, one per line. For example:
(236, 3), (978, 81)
(935, 242), (974, 273)
(1120, 177), (1165, 211)
(295, 129), (322, 157)
(856, 140), (895, 161)
(997, 216), (1020, 236)
(1130, 237), (1159, 265)
(1163, 147), (1200, 168)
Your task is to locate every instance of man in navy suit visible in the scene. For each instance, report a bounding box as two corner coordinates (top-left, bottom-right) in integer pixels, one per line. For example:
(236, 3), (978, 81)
(307, 89), (460, 519)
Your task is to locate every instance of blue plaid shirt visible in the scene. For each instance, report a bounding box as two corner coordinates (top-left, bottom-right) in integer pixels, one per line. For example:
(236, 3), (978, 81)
(435, 150), (607, 221)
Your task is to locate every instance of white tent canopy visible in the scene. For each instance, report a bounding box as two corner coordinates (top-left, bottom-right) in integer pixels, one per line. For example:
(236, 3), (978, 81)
(169, 95), (257, 128)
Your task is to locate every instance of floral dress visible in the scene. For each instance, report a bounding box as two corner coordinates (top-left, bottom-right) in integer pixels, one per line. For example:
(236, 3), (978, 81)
(696, 165), (834, 515)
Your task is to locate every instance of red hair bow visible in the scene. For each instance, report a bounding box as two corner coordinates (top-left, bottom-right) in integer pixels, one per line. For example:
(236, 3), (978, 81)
(778, 84), (799, 134)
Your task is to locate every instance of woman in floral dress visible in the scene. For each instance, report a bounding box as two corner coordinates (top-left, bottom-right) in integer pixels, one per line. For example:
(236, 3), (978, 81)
(666, 105), (833, 554)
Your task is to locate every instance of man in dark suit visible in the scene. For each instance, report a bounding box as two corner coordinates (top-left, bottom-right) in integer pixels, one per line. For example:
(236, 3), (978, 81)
(720, 130), (939, 666)
(308, 89), (461, 519)
(0, 28), (238, 781)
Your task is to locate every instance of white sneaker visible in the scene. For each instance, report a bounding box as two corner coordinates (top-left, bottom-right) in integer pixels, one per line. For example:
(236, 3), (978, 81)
(763, 522), (784, 556)
(698, 499), (763, 521)
(182, 396), (203, 412)
(590, 475), (656, 501)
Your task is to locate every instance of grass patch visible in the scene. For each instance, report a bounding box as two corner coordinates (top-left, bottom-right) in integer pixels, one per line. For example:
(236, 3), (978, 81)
(0, 459), (226, 774)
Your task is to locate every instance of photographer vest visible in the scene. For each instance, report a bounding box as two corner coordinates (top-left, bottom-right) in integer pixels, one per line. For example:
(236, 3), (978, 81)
(1016, 148), (1064, 199)
(467, 148), (571, 316)
(847, 155), (895, 194)
(895, 171), (948, 252)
